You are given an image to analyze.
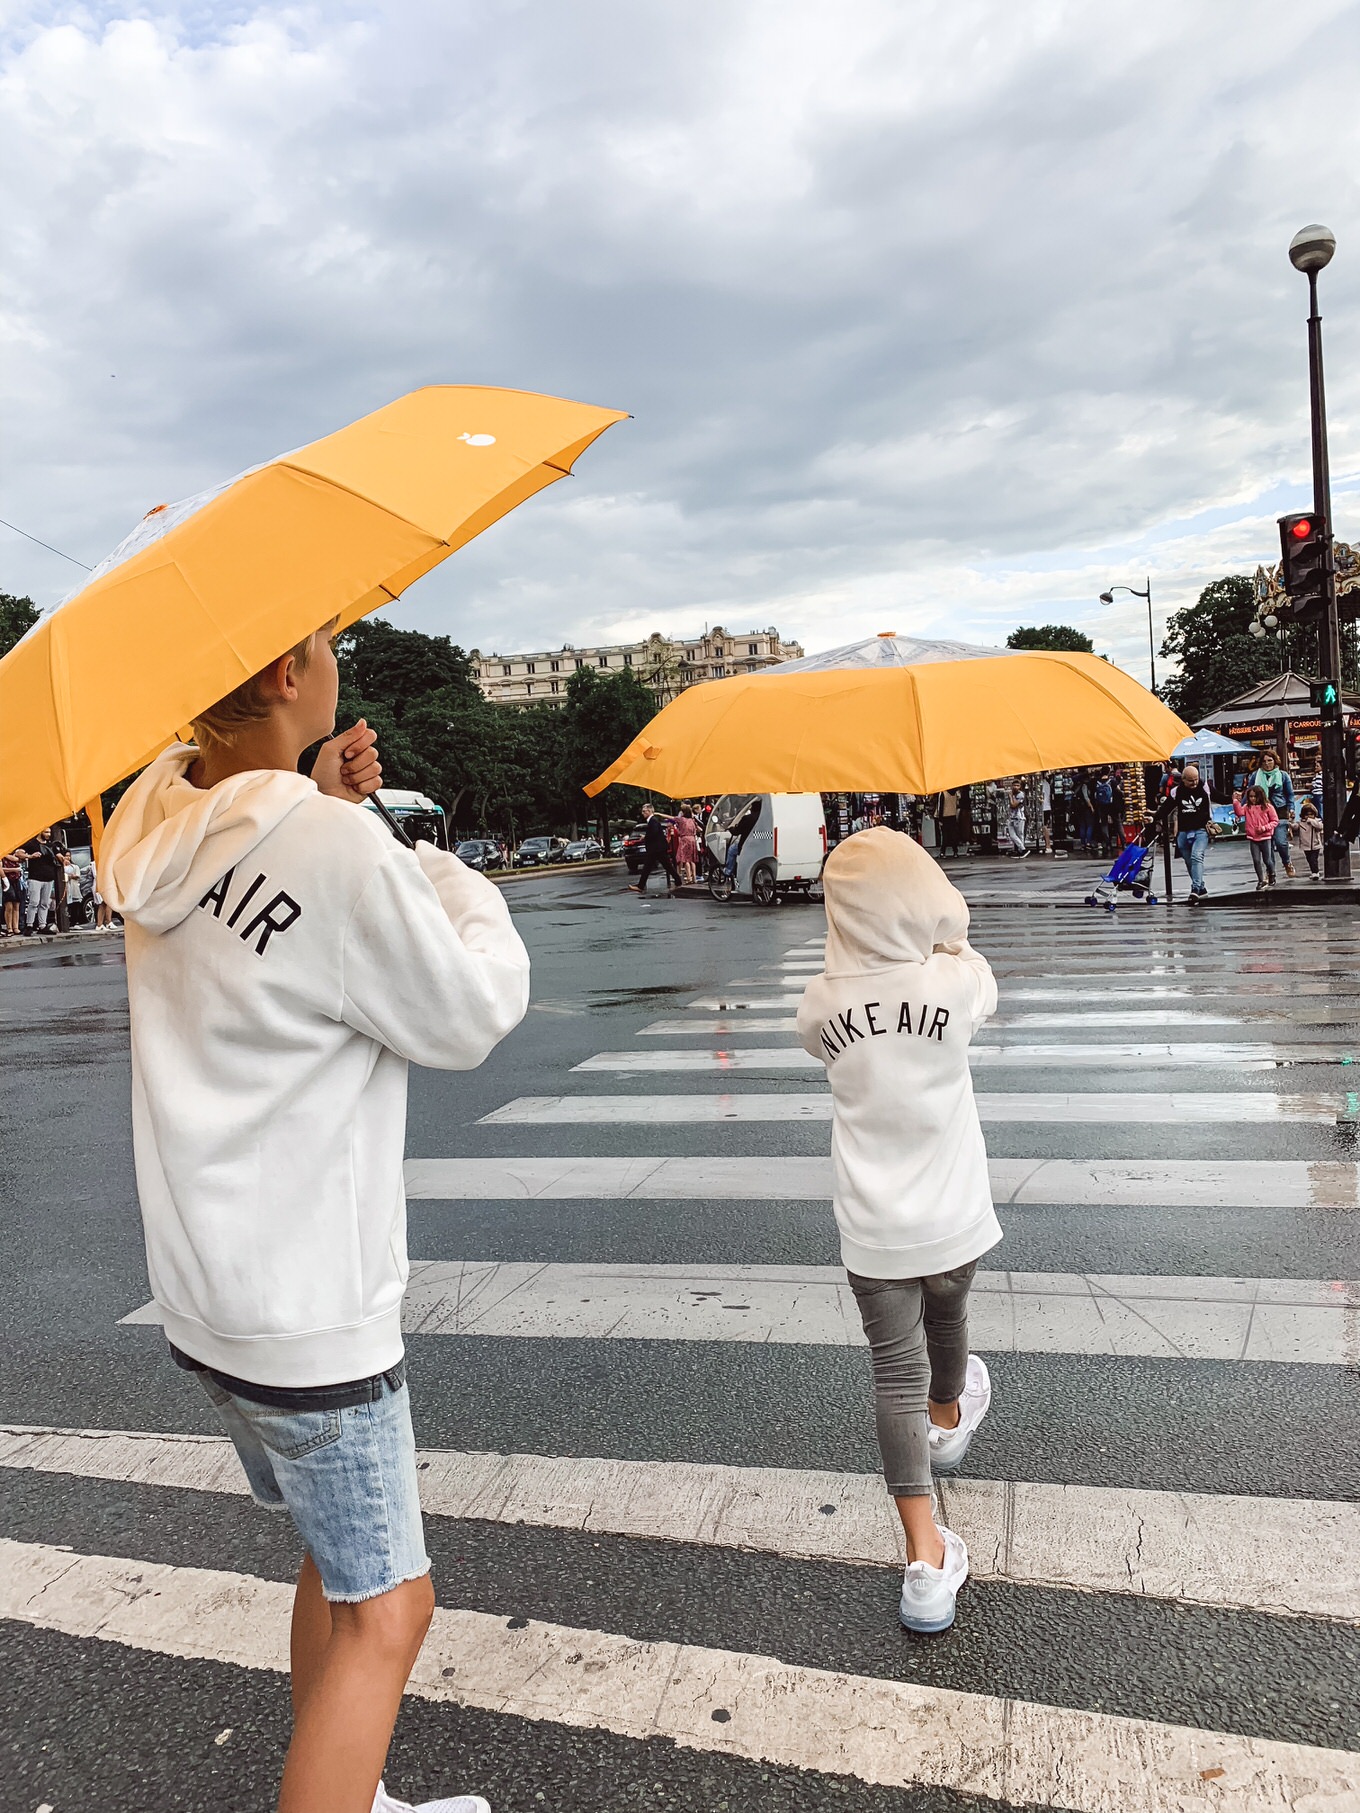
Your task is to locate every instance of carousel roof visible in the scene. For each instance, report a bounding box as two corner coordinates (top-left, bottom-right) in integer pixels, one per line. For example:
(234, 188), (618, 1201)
(1197, 669), (1360, 726)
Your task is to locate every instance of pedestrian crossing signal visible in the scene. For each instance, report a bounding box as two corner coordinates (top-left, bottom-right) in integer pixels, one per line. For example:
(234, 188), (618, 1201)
(1309, 679), (1339, 709)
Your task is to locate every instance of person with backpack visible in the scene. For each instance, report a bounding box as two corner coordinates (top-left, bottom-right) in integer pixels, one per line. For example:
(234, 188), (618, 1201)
(1251, 751), (1296, 877)
(1092, 771), (1116, 853)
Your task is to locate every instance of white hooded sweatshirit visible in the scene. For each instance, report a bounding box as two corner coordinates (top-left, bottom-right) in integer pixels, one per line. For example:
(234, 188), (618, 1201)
(796, 827), (1001, 1279)
(102, 747), (530, 1387)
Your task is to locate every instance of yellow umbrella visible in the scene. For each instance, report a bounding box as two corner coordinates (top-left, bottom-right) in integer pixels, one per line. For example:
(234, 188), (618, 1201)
(0, 385), (626, 854)
(586, 633), (1190, 797)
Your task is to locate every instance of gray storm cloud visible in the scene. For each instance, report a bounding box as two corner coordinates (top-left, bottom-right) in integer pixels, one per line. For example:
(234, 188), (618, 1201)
(1, 0), (1357, 677)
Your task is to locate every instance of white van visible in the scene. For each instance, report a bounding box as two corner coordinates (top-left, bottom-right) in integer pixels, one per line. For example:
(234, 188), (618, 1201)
(704, 793), (827, 905)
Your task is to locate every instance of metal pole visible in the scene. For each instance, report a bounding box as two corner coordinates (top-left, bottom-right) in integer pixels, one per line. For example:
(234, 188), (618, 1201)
(1146, 578), (1156, 695)
(1308, 269), (1351, 880)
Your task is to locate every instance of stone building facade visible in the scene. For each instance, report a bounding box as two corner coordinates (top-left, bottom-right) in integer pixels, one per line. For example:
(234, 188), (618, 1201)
(471, 626), (804, 706)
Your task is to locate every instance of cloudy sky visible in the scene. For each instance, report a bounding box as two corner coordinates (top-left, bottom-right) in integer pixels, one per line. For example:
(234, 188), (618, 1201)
(3, 0), (1358, 680)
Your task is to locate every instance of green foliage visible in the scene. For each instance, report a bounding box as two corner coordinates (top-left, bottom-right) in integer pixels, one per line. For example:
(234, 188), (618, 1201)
(1006, 624), (1094, 653)
(0, 591), (40, 659)
(327, 616), (668, 839)
(1158, 577), (1282, 724)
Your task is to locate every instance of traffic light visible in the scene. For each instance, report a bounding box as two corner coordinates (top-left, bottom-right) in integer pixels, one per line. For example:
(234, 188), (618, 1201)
(1310, 678), (1341, 710)
(1278, 512), (1329, 616)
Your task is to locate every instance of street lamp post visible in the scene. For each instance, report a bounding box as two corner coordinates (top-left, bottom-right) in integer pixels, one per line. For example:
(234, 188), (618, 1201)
(1098, 579), (1156, 695)
(1289, 223), (1350, 881)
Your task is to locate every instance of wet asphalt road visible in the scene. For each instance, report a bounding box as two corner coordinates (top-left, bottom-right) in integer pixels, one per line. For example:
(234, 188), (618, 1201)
(2, 851), (1359, 1813)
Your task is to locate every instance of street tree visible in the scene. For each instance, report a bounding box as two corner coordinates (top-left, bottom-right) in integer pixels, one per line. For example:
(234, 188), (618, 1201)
(1158, 577), (1281, 725)
(1006, 624), (1094, 653)
(0, 591), (39, 659)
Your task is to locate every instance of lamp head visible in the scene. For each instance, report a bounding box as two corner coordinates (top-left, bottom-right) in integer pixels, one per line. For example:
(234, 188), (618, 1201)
(1098, 591), (1114, 605)
(1289, 224), (1336, 274)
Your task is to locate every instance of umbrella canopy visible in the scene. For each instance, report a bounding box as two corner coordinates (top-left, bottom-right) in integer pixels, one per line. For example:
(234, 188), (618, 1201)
(0, 385), (625, 853)
(1171, 729), (1259, 759)
(586, 635), (1189, 797)
(773, 631), (1012, 671)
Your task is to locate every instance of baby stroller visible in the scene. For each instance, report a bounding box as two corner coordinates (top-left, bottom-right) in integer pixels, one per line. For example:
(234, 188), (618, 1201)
(1084, 822), (1160, 912)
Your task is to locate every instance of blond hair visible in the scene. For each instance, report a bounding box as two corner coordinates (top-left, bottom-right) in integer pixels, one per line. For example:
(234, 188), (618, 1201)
(190, 627), (324, 750)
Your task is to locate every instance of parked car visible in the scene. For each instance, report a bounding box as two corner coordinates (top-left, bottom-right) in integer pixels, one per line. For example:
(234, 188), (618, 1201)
(621, 822), (652, 873)
(704, 793), (827, 905)
(608, 834), (625, 857)
(561, 838), (605, 862)
(513, 835), (570, 867)
(455, 838), (502, 871)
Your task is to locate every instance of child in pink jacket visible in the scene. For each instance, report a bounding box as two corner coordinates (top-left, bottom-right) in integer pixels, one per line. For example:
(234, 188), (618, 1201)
(1233, 785), (1279, 889)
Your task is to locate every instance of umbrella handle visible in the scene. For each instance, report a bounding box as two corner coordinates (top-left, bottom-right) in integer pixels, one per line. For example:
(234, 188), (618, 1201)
(370, 792), (417, 849)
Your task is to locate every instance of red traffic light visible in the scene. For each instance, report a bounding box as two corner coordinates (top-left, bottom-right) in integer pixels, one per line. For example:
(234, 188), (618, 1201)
(1291, 517), (1314, 540)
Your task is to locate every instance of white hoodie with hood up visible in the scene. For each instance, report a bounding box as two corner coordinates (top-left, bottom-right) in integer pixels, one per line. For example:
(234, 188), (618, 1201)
(102, 746), (530, 1387)
(796, 827), (1001, 1279)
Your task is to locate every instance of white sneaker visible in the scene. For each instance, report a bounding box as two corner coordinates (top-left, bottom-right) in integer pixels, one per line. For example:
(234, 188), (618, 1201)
(928, 1355), (991, 1475)
(375, 1782), (491, 1813)
(899, 1526), (969, 1633)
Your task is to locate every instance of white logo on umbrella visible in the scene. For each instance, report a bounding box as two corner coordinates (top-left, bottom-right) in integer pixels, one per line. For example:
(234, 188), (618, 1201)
(458, 432), (496, 447)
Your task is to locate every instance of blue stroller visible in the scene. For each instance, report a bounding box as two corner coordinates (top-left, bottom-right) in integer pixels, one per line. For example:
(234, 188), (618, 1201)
(1084, 822), (1161, 911)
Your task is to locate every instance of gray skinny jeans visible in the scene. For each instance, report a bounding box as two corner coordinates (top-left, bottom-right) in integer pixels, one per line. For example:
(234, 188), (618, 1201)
(848, 1262), (977, 1497)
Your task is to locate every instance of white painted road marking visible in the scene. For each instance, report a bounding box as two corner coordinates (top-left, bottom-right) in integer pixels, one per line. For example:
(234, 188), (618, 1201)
(3, 1538), (1355, 1810)
(123, 1265), (1360, 1362)
(401, 1153), (1360, 1210)
(4, 1425), (1357, 1623)
(478, 1091), (1346, 1126)
(575, 1043), (1355, 1071)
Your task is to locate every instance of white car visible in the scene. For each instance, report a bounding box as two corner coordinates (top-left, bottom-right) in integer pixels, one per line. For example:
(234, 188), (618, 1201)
(704, 793), (827, 905)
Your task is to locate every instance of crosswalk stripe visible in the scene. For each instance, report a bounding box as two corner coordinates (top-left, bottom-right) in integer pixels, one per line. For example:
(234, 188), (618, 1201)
(477, 1092), (1346, 1126)
(4, 1425), (1356, 1623)
(124, 1264), (1360, 1362)
(4, 1536), (1355, 1810)
(692, 988), (1360, 1009)
(399, 1154), (1360, 1209)
(575, 1044), (1356, 1072)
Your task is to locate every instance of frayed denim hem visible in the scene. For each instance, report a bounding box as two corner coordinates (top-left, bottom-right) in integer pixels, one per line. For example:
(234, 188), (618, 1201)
(321, 1559), (433, 1605)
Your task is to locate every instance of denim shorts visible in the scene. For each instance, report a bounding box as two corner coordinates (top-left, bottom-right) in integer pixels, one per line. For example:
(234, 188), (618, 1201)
(197, 1372), (430, 1603)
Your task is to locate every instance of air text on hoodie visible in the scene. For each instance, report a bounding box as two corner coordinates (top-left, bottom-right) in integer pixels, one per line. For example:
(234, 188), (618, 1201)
(815, 999), (951, 1060)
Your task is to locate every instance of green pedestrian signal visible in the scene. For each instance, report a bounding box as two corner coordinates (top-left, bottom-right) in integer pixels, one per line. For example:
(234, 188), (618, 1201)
(1309, 680), (1339, 709)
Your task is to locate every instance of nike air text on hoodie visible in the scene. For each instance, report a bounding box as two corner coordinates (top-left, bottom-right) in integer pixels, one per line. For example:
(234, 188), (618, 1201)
(796, 827), (1002, 1280)
(102, 747), (531, 1387)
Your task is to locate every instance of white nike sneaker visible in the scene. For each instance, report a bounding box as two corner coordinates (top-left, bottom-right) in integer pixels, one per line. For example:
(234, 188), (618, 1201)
(374, 1781), (491, 1813)
(928, 1354), (991, 1475)
(899, 1526), (969, 1634)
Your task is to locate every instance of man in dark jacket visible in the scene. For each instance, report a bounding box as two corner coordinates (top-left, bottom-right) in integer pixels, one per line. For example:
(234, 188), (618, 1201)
(629, 802), (680, 895)
(1157, 763), (1214, 902)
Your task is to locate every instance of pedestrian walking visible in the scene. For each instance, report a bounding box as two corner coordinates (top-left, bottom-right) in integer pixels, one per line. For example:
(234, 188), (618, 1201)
(797, 828), (1000, 1635)
(934, 788), (962, 856)
(1296, 800), (1324, 879)
(628, 800), (680, 894)
(1, 850), (23, 935)
(1039, 775), (1053, 854)
(1159, 762), (1215, 902)
(1233, 785), (1279, 890)
(672, 805), (701, 885)
(1072, 773), (1095, 853)
(1251, 751), (1296, 877)
(1006, 780), (1028, 857)
(100, 619), (528, 1813)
